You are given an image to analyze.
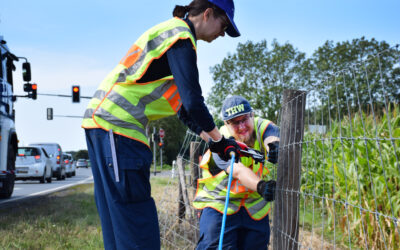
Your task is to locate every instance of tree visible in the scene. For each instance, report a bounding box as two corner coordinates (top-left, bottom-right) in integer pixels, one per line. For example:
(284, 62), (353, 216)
(149, 115), (187, 165)
(309, 37), (400, 119)
(75, 150), (89, 159)
(207, 39), (310, 121)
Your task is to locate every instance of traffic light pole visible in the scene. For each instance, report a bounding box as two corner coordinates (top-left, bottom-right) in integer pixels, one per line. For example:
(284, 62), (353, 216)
(160, 137), (163, 171)
(38, 93), (91, 99)
(153, 127), (157, 176)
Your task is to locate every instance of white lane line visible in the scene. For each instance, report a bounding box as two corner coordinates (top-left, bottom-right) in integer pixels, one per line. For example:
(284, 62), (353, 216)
(0, 176), (93, 205)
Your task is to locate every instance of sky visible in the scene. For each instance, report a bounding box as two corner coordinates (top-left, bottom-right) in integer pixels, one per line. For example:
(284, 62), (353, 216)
(1, 0), (399, 152)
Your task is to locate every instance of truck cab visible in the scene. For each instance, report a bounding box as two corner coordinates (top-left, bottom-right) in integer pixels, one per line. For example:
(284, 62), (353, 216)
(0, 36), (32, 198)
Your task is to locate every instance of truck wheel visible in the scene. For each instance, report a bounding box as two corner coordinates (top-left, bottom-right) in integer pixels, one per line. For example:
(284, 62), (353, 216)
(0, 144), (16, 199)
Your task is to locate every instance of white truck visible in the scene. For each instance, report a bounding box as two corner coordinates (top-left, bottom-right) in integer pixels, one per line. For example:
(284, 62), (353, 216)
(0, 36), (33, 198)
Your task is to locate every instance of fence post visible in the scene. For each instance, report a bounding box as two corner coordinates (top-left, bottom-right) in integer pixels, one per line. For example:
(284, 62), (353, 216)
(190, 142), (201, 197)
(273, 89), (306, 250)
(177, 156), (191, 221)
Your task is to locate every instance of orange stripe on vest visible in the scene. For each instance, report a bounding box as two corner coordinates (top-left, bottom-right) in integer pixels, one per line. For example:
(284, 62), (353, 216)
(120, 45), (143, 68)
(163, 84), (181, 112)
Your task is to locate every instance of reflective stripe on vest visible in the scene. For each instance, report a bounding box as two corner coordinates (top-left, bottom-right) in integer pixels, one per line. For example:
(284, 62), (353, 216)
(82, 18), (196, 146)
(193, 117), (272, 220)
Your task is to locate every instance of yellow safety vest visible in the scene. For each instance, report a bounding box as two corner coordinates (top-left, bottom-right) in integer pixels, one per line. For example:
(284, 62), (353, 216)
(193, 117), (273, 220)
(81, 18), (196, 147)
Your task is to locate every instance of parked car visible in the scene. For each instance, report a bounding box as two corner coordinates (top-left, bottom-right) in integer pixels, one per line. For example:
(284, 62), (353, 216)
(15, 147), (52, 183)
(76, 159), (88, 168)
(63, 153), (76, 177)
(29, 143), (66, 180)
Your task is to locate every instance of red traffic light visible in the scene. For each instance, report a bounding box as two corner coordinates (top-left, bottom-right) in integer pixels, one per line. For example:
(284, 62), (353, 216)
(31, 83), (37, 100)
(72, 85), (80, 103)
(158, 142), (163, 147)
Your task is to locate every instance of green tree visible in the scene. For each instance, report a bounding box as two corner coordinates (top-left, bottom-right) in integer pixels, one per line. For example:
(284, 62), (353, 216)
(149, 115), (187, 165)
(75, 150), (88, 159)
(207, 39), (310, 121)
(309, 37), (400, 120)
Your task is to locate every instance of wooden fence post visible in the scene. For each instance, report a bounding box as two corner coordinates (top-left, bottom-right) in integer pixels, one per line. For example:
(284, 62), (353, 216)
(177, 156), (191, 221)
(190, 142), (201, 197)
(273, 89), (306, 250)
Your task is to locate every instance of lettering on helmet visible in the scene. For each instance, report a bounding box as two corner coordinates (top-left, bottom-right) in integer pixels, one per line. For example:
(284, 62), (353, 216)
(225, 104), (245, 116)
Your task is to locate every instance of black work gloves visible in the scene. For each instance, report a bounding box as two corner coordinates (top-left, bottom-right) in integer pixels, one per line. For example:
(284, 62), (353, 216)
(208, 136), (240, 161)
(267, 141), (279, 164)
(257, 180), (276, 202)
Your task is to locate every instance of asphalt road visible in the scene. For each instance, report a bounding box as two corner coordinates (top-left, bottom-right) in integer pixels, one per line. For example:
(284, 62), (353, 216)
(0, 167), (93, 206)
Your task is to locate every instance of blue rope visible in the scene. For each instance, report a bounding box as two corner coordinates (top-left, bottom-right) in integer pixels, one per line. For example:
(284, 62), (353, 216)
(218, 153), (236, 250)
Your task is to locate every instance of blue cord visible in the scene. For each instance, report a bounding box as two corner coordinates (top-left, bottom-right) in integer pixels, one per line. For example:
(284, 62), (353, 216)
(218, 153), (236, 250)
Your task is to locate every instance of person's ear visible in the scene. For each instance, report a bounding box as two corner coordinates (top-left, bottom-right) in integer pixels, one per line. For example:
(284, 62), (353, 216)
(203, 8), (212, 21)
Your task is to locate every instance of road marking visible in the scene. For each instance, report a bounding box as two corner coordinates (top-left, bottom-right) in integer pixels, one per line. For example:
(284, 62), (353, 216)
(0, 176), (93, 205)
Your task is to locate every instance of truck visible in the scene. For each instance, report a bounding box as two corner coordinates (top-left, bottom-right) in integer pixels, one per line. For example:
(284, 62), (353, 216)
(0, 36), (33, 198)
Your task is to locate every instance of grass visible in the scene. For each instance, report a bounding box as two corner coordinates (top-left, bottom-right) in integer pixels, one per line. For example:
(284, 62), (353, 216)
(0, 177), (171, 249)
(0, 184), (102, 249)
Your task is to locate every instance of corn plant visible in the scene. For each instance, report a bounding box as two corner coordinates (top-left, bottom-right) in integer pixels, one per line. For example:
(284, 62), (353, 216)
(301, 105), (400, 249)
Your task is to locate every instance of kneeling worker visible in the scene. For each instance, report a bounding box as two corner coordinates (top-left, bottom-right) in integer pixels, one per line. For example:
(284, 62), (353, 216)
(193, 95), (280, 249)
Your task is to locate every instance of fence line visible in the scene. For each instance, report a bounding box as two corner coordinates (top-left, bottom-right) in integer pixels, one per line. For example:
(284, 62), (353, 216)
(156, 45), (400, 249)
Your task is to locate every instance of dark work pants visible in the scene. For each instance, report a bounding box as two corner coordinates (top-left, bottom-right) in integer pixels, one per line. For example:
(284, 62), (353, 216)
(197, 207), (270, 250)
(85, 128), (160, 250)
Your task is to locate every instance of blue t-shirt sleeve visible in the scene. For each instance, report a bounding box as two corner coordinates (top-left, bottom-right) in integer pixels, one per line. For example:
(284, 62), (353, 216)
(177, 106), (203, 135)
(262, 123), (280, 140)
(212, 152), (230, 170)
(166, 39), (215, 133)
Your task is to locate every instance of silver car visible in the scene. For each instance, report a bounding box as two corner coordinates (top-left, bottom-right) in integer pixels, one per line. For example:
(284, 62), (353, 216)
(16, 147), (52, 183)
(76, 159), (88, 168)
(63, 153), (76, 177)
(29, 143), (66, 180)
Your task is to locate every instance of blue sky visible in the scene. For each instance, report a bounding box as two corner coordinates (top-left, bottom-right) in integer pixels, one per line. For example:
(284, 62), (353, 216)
(1, 0), (399, 151)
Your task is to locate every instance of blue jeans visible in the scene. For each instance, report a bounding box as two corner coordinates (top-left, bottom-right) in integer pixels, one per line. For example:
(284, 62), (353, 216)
(197, 207), (270, 250)
(85, 128), (160, 250)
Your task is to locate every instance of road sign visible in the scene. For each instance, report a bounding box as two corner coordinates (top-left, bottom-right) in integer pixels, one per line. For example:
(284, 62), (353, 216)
(159, 128), (165, 138)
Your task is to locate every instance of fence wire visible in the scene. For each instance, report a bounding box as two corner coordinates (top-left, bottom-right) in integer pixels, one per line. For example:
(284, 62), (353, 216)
(156, 45), (400, 249)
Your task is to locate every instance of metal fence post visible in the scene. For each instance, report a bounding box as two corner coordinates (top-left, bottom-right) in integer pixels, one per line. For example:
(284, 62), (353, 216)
(273, 89), (306, 250)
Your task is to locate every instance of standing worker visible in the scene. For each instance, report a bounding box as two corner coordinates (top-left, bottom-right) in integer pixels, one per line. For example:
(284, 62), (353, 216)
(193, 95), (280, 249)
(81, 0), (242, 249)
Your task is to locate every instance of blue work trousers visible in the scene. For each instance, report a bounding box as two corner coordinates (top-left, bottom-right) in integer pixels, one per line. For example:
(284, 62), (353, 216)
(85, 128), (160, 250)
(197, 207), (270, 250)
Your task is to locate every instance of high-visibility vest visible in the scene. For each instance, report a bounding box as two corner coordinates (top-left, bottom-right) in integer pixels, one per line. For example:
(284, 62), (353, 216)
(81, 18), (196, 147)
(193, 117), (273, 220)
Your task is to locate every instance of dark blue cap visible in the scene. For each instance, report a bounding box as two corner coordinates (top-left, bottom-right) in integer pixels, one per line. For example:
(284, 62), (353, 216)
(208, 0), (240, 37)
(221, 95), (252, 121)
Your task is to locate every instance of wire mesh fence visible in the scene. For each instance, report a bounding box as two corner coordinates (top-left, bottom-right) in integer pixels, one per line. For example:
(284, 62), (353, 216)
(156, 45), (400, 249)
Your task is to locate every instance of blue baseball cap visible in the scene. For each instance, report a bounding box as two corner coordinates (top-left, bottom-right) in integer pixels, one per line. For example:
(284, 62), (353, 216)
(221, 95), (252, 121)
(208, 0), (240, 37)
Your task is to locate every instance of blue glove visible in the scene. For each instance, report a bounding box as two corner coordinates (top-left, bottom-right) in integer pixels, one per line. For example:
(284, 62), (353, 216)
(257, 180), (276, 202)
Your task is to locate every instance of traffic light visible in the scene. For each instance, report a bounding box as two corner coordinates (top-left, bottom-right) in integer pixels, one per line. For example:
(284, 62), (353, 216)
(23, 83), (32, 92)
(47, 108), (53, 120)
(22, 62), (32, 82)
(158, 142), (164, 148)
(72, 85), (80, 103)
(31, 83), (37, 100)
